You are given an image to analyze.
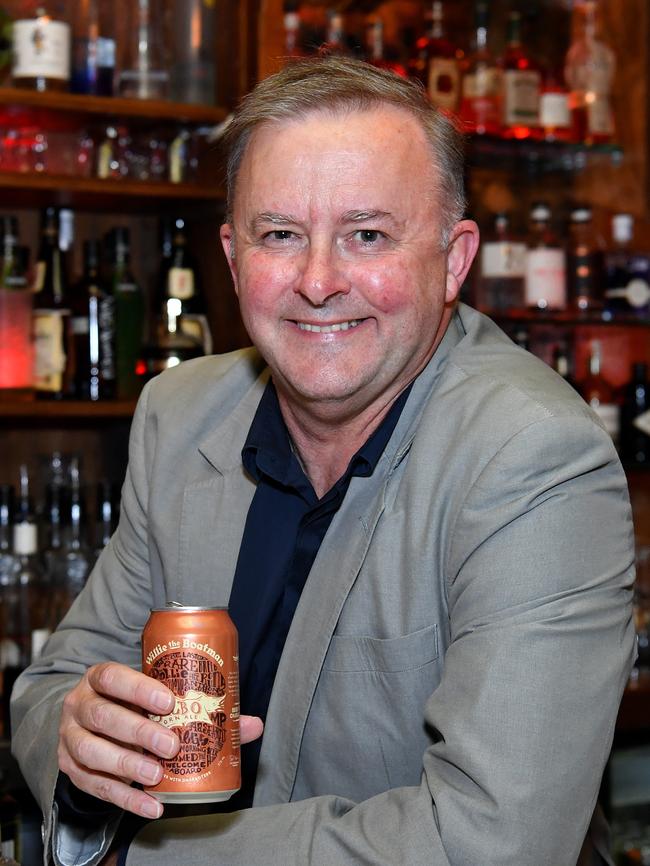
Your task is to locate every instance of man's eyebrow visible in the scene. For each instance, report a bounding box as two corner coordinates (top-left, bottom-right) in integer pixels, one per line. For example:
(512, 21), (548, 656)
(341, 210), (395, 224)
(251, 212), (299, 230)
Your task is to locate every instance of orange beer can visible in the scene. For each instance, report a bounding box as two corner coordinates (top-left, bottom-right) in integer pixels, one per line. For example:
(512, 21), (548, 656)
(142, 605), (241, 803)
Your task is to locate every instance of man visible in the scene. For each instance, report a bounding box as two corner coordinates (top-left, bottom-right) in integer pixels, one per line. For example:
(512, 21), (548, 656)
(12, 57), (635, 866)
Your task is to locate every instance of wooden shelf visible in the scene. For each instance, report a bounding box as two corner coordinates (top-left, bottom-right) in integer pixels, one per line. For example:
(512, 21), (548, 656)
(486, 309), (650, 328)
(0, 399), (137, 420)
(0, 88), (229, 126)
(0, 172), (225, 212)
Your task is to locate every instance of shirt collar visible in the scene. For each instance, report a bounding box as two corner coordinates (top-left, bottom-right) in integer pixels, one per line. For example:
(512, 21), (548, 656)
(242, 381), (412, 496)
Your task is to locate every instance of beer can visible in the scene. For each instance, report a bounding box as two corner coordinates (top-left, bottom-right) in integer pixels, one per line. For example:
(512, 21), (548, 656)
(142, 605), (241, 803)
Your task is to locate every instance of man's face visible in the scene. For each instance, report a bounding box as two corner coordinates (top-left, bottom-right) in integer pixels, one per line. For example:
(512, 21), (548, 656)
(221, 105), (478, 421)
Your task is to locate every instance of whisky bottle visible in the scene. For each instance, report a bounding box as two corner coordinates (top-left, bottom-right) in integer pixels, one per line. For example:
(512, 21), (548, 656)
(620, 363), (650, 466)
(410, 2), (460, 112)
(459, 2), (501, 136)
(567, 206), (604, 312)
(478, 212), (526, 311)
(500, 10), (541, 139)
(524, 203), (566, 310)
(11, 2), (71, 92)
(33, 207), (76, 399)
(0, 216), (33, 396)
(581, 340), (620, 444)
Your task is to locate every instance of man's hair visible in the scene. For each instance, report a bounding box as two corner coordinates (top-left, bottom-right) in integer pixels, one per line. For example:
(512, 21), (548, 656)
(222, 55), (467, 243)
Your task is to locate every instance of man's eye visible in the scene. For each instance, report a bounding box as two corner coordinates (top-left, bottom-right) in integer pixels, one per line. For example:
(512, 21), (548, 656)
(264, 230), (293, 242)
(355, 230), (383, 244)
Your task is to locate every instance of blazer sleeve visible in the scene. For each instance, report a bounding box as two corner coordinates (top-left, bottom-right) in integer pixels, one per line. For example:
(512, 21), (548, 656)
(10, 381), (157, 866)
(123, 413), (636, 866)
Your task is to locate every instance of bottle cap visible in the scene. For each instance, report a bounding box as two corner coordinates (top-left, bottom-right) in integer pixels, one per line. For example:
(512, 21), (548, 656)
(612, 213), (633, 244)
(530, 203), (551, 221)
(570, 207), (592, 222)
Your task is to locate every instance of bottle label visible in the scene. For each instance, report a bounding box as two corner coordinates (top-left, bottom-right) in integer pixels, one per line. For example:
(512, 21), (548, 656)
(525, 248), (566, 308)
(462, 66), (501, 99)
(12, 19), (71, 81)
(540, 92), (571, 129)
(31, 627), (52, 661)
(168, 267), (195, 300)
(33, 260), (47, 293)
(503, 69), (541, 124)
(33, 310), (66, 391)
(169, 135), (187, 184)
(588, 95), (614, 136)
(98, 296), (116, 381)
(634, 410), (650, 438)
(13, 521), (38, 556)
(428, 58), (460, 110)
(481, 241), (526, 278)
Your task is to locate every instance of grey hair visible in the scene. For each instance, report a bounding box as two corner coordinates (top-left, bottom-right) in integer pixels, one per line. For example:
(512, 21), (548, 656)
(222, 56), (467, 245)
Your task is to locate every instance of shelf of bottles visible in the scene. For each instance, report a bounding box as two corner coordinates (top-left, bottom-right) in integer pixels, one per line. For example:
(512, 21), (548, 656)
(0, 1), (226, 200)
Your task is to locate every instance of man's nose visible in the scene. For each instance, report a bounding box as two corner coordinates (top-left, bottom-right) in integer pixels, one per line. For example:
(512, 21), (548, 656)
(295, 243), (350, 305)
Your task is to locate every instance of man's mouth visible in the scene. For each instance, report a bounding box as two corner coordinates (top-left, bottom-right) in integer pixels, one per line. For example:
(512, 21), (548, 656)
(295, 319), (363, 333)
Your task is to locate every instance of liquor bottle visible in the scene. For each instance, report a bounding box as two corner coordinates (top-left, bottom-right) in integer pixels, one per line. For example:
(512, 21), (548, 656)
(523, 203), (567, 310)
(0, 215), (33, 396)
(365, 20), (407, 78)
(620, 363), (650, 466)
(604, 214), (650, 318)
(500, 10), (541, 139)
(109, 227), (144, 400)
(56, 457), (91, 615)
(12, 465), (51, 667)
(93, 479), (118, 562)
(161, 218), (211, 353)
(11, 2), (71, 92)
(118, 0), (169, 99)
(551, 340), (579, 393)
(581, 339), (620, 444)
(33, 207), (75, 399)
(459, 2), (501, 136)
(409, 2), (460, 112)
(477, 212), (526, 311)
(169, 0), (216, 105)
(564, 0), (615, 145)
(71, 239), (116, 400)
(70, 0), (115, 96)
(567, 206), (604, 312)
(0, 484), (19, 739)
(283, 7), (304, 60)
(320, 10), (348, 57)
(539, 66), (573, 143)
(41, 479), (65, 580)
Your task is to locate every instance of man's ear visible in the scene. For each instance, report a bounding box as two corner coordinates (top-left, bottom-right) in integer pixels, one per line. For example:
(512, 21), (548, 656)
(445, 220), (480, 303)
(219, 223), (239, 295)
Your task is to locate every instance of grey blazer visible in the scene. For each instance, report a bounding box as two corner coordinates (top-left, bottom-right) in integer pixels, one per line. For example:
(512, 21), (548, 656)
(12, 304), (636, 866)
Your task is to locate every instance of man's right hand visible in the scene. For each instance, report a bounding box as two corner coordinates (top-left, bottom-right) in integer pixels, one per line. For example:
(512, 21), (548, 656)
(58, 662), (264, 820)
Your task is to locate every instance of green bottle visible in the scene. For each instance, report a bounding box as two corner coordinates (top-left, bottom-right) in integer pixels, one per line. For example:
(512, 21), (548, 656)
(110, 226), (144, 400)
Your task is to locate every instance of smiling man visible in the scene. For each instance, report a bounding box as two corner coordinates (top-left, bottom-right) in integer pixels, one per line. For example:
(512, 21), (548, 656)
(12, 57), (635, 866)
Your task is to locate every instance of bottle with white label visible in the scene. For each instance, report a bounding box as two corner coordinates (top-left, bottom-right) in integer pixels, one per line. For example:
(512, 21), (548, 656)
(478, 212), (526, 311)
(410, 2), (460, 113)
(581, 340), (620, 445)
(604, 213), (650, 318)
(524, 203), (567, 310)
(11, 3), (71, 92)
(500, 11), (541, 139)
(621, 363), (650, 466)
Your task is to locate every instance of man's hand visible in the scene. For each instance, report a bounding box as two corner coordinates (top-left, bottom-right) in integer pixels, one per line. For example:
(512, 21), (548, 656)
(58, 662), (263, 819)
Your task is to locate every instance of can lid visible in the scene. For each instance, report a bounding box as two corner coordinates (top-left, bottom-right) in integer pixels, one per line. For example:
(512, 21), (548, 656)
(151, 604), (228, 612)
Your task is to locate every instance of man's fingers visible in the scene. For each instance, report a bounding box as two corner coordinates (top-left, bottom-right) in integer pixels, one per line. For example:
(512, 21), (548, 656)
(63, 752), (164, 820)
(72, 696), (179, 758)
(240, 715), (264, 744)
(87, 662), (175, 715)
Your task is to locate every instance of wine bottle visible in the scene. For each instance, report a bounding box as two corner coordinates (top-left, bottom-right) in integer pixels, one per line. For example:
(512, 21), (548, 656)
(109, 228), (144, 400)
(11, 2), (71, 92)
(524, 202), (566, 310)
(581, 340), (620, 444)
(0, 216), (33, 396)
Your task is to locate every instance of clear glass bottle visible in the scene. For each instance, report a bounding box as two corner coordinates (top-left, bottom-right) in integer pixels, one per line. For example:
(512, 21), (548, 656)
(581, 339), (620, 444)
(118, 0), (169, 100)
(459, 1), (501, 136)
(500, 10), (541, 139)
(0, 215), (33, 396)
(92, 479), (118, 563)
(169, 0), (215, 104)
(524, 202), (567, 310)
(567, 206), (604, 312)
(11, 2), (71, 92)
(564, 0), (615, 145)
